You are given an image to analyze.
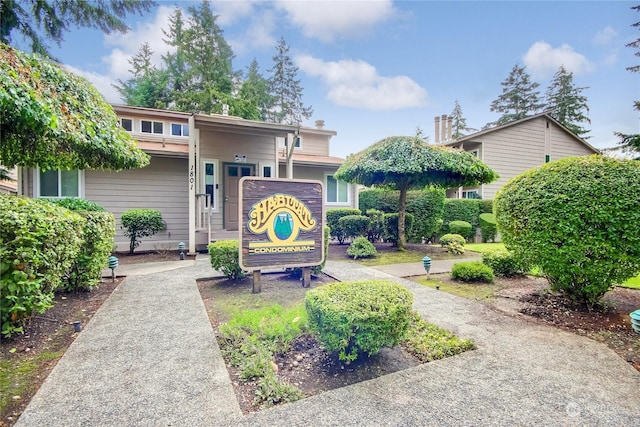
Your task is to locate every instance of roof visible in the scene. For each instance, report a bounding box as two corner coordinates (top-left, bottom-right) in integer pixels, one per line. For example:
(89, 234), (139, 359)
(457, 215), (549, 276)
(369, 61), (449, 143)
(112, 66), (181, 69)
(443, 112), (600, 154)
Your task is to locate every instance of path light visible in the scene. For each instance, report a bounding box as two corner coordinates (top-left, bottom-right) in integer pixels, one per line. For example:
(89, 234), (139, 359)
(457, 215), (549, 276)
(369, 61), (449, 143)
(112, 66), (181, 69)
(72, 321), (82, 332)
(422, 256), (431, 280)
(178, 242), (185, 260)
(108, 256), (118, 283)
(631, 310), (640, 334)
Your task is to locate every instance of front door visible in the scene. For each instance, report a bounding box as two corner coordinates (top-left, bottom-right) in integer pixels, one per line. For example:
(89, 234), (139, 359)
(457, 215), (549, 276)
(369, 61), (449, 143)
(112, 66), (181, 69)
(224, 164), (254, 230)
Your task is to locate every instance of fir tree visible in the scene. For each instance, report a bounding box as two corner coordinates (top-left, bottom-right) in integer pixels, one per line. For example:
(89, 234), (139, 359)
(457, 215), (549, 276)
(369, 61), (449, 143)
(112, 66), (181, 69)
(236, 59), (275, 121)
(162, 7), (188, 111)
(489, 64), (544, 127)
(267, 37), (313, 125)
(545, 66), (590, 138)
(450, 100), (477, 139)
(114, 42), (168, 109)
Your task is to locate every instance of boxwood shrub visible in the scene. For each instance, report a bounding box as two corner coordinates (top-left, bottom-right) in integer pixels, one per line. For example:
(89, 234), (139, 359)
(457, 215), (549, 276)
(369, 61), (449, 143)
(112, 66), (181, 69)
(0, 195), (84, 337)
(495, 155), (640, 304)
(448, 220), (472, 239)
(326, 208), (361, 244)
(347, 236), (377, 259)
(441, 199), (481, 234)
(451, 261), (494, 283)
(209, 240), (245, 280)
(482, 250), (527, 278)
(439, 233), (465, 247)
(338, 215), (370, 240)
(478, 213), (497, 243)
(365, 209), (385, 242)
(382, 212), (414, 246)
(305, 280), (413, 362)
(120, 208), (164, 254)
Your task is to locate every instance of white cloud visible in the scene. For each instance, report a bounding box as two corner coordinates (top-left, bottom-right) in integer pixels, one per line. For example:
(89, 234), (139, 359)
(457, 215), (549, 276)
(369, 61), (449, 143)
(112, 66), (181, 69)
(593, 26), (618, 46)
(276, 0), (396, 42)
(212, 0), (258, 26)
(64, 65), (122, 103)
(297, 55), (428, 110)
(228, 9), (277, 56)
(522, 41), (594, 78)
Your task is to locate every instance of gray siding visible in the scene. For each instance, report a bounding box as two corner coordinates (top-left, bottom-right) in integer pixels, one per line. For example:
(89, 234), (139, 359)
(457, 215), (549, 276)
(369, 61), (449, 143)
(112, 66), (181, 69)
(85, 156), (189, 252)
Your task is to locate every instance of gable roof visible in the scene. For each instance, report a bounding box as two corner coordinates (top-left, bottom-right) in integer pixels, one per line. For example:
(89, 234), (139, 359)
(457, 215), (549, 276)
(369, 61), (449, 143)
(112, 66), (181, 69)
(444, 112), (600, 154)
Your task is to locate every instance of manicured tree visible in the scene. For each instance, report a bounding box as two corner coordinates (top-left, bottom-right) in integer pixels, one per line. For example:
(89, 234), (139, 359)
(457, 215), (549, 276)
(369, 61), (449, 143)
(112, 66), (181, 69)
(0, 44), (150, 171)
(545, 65), (590, 139)
(334, 136), (498, 250)
(495, 155), (640, 304)
(121, 209), (164, 254)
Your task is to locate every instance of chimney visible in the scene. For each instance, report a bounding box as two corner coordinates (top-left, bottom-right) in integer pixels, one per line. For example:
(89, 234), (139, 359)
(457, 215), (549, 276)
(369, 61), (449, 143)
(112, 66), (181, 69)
(434, 116), (440, 144)
(315, 119), (325, 130)
(441, 114), (447, 143)
(222, 104), (229, 116)
(447, 116), (453, 141)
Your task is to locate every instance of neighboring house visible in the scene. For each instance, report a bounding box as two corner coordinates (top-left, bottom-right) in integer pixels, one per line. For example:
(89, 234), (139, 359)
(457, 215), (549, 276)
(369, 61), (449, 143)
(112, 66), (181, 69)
(435, 112), (600, 200)
(0, 166), (17, 195)
(16, 105), (355, 253)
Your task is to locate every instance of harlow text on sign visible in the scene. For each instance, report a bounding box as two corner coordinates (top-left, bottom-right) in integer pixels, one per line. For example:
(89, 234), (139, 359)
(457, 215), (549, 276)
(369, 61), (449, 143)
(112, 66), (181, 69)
(239, 177), (324, 271)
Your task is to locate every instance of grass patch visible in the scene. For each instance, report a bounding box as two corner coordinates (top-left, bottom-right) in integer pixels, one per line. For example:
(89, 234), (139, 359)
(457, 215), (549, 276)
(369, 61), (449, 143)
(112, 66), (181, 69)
(416, 277), (506, 301)
(465, 242), (506, 253)
(404, 312), (475, 362)
(621, 274), (640, 290)
(357, 245), (462, 266)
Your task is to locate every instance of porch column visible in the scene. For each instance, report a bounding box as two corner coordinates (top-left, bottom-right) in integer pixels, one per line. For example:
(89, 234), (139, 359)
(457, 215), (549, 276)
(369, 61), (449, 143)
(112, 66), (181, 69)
(274, 136), (279, 178)
(286, 133), (294, 179)
(188, 115), (197, 254)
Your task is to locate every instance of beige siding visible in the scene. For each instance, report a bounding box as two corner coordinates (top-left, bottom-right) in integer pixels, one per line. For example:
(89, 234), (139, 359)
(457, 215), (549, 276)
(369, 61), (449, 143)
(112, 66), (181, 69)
(549, 128), (595, 159)
(85, 156), (189, 252)
(298, 133), (330, 156)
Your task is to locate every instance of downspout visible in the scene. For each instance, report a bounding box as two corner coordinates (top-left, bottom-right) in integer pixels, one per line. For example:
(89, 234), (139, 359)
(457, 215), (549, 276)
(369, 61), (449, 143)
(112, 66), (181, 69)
(286, 132), (296, 179)
(188, 114), (197, 254)
(274, 136), (279, 178)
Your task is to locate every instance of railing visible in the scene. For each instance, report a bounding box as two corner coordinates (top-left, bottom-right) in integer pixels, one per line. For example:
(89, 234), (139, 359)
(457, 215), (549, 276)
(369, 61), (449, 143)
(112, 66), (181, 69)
(195, 194), (212, 241)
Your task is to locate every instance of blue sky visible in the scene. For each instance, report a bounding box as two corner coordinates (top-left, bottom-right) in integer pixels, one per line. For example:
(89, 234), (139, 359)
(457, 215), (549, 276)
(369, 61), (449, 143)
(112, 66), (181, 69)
(40, 0), (639, 159)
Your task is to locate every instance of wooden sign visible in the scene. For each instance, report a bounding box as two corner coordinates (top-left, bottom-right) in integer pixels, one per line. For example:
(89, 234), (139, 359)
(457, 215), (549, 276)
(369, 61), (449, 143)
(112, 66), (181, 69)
(239, 178), (324, 271)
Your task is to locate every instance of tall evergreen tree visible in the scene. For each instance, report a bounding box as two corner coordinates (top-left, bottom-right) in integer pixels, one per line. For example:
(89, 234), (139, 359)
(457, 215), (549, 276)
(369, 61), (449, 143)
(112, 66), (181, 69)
(114, 42), (168, 109)
(488, 64), (544, 127)
(268, 37), (313, 125)
(545, 66), (591, 138)
(0, 0), (155, 58)
(162, 7), (188, 111)
(236, 59), (275, 120)
(615, 4), (640, 158)
(450, 100), (476, 139)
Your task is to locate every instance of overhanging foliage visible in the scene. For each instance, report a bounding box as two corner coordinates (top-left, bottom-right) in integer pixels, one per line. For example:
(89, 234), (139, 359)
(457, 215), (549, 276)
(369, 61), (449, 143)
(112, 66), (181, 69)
(0, 43), (149, 171)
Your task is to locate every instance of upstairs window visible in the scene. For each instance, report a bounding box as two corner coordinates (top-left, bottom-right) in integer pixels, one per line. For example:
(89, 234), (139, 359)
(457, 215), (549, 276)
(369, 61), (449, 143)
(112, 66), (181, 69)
(141, 120), (164, 134)
(120, 118), (133, 132)
(171, 123), (189, 137)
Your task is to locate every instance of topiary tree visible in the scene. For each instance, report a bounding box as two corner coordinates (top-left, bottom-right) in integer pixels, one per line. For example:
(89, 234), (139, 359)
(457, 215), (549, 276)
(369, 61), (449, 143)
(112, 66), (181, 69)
(495, 155), (640, 304)
(120, 209), (164, 254)
(478, 213), (497, 242)
(335, 136), (497, 250)
(448, 220), (472, 240)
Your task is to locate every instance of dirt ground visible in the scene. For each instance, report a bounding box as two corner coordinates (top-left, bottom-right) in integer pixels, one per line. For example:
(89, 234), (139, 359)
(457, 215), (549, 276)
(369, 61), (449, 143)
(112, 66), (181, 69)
(2, 244), (639, 423)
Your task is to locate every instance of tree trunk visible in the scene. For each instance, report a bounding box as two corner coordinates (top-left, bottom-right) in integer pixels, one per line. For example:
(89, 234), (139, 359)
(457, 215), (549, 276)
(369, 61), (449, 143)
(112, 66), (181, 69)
(398, 182), (408, 251)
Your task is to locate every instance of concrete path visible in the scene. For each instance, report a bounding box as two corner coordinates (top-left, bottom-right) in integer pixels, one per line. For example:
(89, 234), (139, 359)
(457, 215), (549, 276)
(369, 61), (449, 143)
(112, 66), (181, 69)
(16, 258), (640, 426)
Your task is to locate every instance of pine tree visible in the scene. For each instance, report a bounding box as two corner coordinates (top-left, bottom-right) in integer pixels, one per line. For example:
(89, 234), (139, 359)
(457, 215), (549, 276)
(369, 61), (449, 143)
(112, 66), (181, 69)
(450, 100), (477, 139)
(545, 66), (590, 138)
(114, 42), (168, 109)
(162, 7), (189, 111)
(489, 64), (544, 127)
(236, 59), (275, 120)
(615, 4), (640, 158)
(0, 0), (154, 58)
(267, 37), (313, 125)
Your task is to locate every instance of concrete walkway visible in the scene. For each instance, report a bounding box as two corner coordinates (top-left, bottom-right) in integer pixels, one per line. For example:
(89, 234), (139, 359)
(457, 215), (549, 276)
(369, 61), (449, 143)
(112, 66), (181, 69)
(16, 258), (640, 426)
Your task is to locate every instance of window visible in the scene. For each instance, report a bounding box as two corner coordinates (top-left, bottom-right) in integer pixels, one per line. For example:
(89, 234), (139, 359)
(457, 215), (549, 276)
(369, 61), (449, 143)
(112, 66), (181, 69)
(141, 120), (164, 134)
(38, 169), (82, 198)
(202, 160), (219, 211)
(326, 174), (349, 204)
(462, 190), (480, 199)
(171, 123), (189, 137)
(469, 149), (479, 157)
(260, 163), (275, 178)
(120, 118), (133, 132)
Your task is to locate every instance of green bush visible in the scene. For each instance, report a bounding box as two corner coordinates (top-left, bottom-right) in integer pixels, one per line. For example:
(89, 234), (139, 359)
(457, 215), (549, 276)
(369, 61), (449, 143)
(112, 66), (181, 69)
(347, 236), (377, 259)
(338, 215), (370, 240)
(365, 209), (385, 242)
(359, 188), (399, 213)
(120, 209), (164, 254)
(448, 220), (472, 239)
(478, 213), (497, 243)
(382, 212), (414, 246)
(441, 199), (481, 235)
(208, 240), (245, 280)
(50, 198), (115, 291)
(495, 155), (640, 304)
(290, 226), (330, 277)
(446, 241), (465, 255)
(482, 250), (527, 278)
(0, 195), (84, 337)
(305, 280), (413, 362)
(451, 261), (494, 283)
(439, 234), (466, 247)
(479, 199), (494, 214)
(326, 208), (361, 244)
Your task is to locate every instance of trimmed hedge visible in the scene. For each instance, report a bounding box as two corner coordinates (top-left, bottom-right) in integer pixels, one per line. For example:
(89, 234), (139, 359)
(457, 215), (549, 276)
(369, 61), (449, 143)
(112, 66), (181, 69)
(478, 213), (497, 243)
(365, 209), (385, 242)
(121, 209), (164, 254)
(326, 208), (361, 244)
(347, 236), (377, 259)
(338, 215), (370, 240)
(208, 240), (245, 280)
(1, 195), (84, 337)
(482, 250), (527, 278)
(382, 212), (414, 246)
(495, 155), (640, 304)
(451, 261), (494, 283)
(305, 280), (413, 362)
(448, 220), (472, 239)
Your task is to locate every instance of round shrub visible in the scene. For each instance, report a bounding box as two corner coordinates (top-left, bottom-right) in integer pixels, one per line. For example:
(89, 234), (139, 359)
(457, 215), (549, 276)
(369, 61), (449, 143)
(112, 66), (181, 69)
(326, 208), (361, 244)
(482, 250), (527, 277)
(209, 240), (245, 280)
(448, 220), (472, 239)
(446, 241), (465, 255)
(338, 215), (370, 240)
(0, 195), (84, 337)
(347, 236), (377, 259)
(120, 208), (164, 254)
(495, 155), (640, 304)
(439, 234), (465, 247)
(305, 280), (413, 362)
(478, 213), (497, 243)
(451, 261), (494, 283)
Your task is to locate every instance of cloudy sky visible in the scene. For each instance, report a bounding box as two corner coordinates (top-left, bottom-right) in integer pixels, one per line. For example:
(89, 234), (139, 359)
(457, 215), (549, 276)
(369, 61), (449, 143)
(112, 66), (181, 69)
(39, 0), (640, 158)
